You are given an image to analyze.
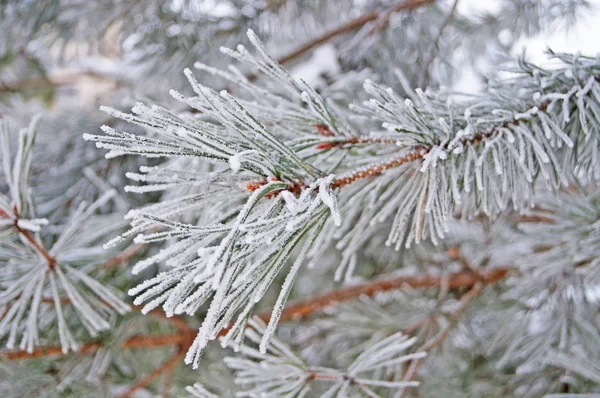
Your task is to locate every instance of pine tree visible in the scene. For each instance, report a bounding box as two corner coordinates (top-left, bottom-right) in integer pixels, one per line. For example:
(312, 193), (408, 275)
(1, 1), (599, 397)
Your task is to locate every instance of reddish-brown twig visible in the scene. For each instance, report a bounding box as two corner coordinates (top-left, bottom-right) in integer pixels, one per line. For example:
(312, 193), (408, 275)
(14, 227), (56, 269)
(219, 266), (512, 335)
(102, 243), (144, 269)
(245, 0), (433, 80)
(4, 206), (57, 270)
(314, 135), (404, 150)
(3, 267), (512, 360)
(275, 0), (434, 66)
(247, 74), (599, 199)
(2, 333), (190, 360)
(2, 266), (510, 398)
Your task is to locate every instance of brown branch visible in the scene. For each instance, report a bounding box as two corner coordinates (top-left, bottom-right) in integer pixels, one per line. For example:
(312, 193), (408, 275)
(2, 333), (191, 360)
(2, 267), (509, 397)
(6, 206), (57, 270)
(249, 74), (600, 198)
(222, 266), (513, 335)
(3, 343), (100, 360)
(225, 0), (434, 85)
(421, 0), (460, 87)
(314, 135), (404, 150)
(3, 267), (512, 361)
(326, 95), (544, 191)
(309, 85), (563, 191)
(162, 361), (177, 398)
(275, 267), (509, 322)
(117, 265), (501, 396)
(331, 147), (428, 190)
(274, 0), (434, 66)
(102, 242), (144, 269)
(15, 227), (56, 270)
(3, 308), (195, 360)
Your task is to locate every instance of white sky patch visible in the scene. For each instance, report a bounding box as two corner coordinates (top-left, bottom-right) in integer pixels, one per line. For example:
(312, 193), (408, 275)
(452, 0), (600, 93)
(291, 44), (340, 89)
(456, 0), (502, 16)
(513, 0), (600, 63)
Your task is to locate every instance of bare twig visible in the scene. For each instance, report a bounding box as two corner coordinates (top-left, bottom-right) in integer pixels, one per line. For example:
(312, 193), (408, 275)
(3, 207), (57, 270)
(368, 0), (432, 35)
(251, 0), (433, 77)
(330, 147), (428, 190)
(102, 242), (144, 269)
(421, 0), (460, 87)
(15, 227), (56, 269)
(2, 333), (190, 360)
(227, 266), (512, 332)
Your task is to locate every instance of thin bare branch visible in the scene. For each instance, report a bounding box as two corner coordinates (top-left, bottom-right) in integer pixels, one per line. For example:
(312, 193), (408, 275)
(8, 207), (57, 270)
(102, 242), (144, 269)
(421, 0), (460, 87)
(224, 266), (512, 333)
(253, 0), (433, 76)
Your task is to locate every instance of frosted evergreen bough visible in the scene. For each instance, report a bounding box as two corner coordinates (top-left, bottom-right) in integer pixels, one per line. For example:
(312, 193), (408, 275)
(83, 30), (600, 370)
(2, 0), (600, 396)
(216, 318), (425, 397)
(1, 118), (130, 355)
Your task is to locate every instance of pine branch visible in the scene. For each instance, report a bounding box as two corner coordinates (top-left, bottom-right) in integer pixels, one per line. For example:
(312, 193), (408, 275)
(90, 40), (600, 367)
(4, 2), (599, 395)
(248, 69), (599, 196)
(320, 71), (600, 192)
(3, 309), (194, 361)
(228, 0), (437, 83)
(223, 319), (424, 396)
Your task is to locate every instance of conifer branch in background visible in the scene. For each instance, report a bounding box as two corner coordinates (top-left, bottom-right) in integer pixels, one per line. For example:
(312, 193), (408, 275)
(399, 280), (485, 396)
(3, 265), (510, 359)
